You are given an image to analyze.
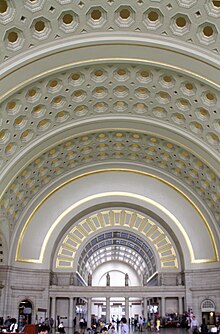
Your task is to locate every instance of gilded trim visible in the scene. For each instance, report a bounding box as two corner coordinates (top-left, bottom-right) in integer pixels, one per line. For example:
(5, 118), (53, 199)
(16, 169), (219, 264)
(1, 55), (220, 101)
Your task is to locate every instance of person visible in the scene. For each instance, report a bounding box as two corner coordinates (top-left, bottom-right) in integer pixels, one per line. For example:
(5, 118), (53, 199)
(147, 319), (151, 331)
(45, 318), (50, 329)
(108, 323), (112, 334)
(38, 325), (49, 334)
(87, 328), (93, 334)
(121, 318), (129, 334)
(79, 318), (85, 332)
(116, 318), (120, 330)
(99, 319), (103, 329)
(200, 320), (208, 333)
(111, 326), (117, 334)
(100, 327), (108, 334)
(9, 320), (18, 332)
(210, 325), (218, 333)
(138, 317), (143, 332)
(4, 317), (11, 331)
(156, 318), (160, 332)
(134, 318), (138, 331)
(49, 318), (54, 329)
(186, 316), (191, 331)
(150, 319), (154, 332)
(58, 322), (65, 333)
(189, 316), (199, 334)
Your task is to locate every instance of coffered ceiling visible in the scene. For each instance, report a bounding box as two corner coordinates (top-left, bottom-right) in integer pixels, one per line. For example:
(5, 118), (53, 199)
(0, 0), (220, 272)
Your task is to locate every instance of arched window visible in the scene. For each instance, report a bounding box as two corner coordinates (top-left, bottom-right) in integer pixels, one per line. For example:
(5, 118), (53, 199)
(201, 299), (215, 312)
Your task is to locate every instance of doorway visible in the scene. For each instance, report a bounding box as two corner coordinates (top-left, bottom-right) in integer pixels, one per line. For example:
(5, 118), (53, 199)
(18, 300), (32, 330)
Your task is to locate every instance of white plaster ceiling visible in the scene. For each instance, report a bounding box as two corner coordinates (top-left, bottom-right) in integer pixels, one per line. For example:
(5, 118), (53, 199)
(0, 0), (220, 273)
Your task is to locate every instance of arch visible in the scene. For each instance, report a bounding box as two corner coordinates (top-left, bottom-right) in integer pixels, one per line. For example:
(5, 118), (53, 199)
(54, 208), (179, 272)
(76, 229), (157, 280)
(18, 299), (33, 329)
(13, 171), (218, 269)
(1, 0), (220, 325)
(201, 299), (215, 312)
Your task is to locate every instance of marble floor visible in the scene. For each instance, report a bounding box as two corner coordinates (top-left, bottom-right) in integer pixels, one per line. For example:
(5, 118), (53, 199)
(65, 328), (188, 334)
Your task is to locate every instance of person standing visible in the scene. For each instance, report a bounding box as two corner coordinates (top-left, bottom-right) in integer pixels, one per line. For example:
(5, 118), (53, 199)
(189, 316), (199, 334)
(156, 318), (160, 332)
(138, 317), (143, 332)
(121, 318), (129, 334)
(80, 318), (85, 331)
(134, 318), (138, 331)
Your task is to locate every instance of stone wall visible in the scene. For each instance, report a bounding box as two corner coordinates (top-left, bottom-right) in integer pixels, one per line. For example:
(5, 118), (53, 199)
(0, 266), (50, 321)
(185, 269), (220, 323)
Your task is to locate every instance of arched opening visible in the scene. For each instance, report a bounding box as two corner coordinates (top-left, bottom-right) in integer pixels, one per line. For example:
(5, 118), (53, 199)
(201, 299), (216, 326)
(18, 300), (33, 330)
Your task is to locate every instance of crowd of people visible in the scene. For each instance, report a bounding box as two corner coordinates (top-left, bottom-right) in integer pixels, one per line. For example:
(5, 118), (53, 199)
(1, 313), (220, 334)
(74, 316), (162, 334)
(75, 314), (220, 334)
(74, 317), (129, 334)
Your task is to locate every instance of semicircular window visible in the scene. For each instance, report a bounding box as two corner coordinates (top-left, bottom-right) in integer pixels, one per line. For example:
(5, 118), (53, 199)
(77, 230), (157, 282)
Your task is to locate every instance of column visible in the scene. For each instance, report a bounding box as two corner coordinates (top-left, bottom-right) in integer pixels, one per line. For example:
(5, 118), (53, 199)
(125, 297), (129, 322)
(178, 297), (183, 315)
(143, 298), (147, 320)
(161, 297), (166, 318)
(73, 298), (77, 328)
(106, 297), (110, 324)
(158, 298), (161, 317)
(98, 304), (102, 319)
(73, 298), (76, 323)
(87, 298), (92, 328)
(147, 299), (150, 320)
(69, 297), (73, 328)
(51, 297), (56, 328)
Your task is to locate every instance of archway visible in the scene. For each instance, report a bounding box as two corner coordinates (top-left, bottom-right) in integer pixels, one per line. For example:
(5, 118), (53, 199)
(201, 299), (216, 326)
(18, 300), (32, 330)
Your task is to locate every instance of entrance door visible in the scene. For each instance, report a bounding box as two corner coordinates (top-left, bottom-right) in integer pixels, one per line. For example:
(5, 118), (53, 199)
(18, 300), (32, 330)
(202, 312), (216, 325)
(201, 299), (216, 326)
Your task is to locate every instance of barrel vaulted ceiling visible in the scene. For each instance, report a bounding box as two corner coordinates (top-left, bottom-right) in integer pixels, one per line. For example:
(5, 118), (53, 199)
(0, 0), (220, 273)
